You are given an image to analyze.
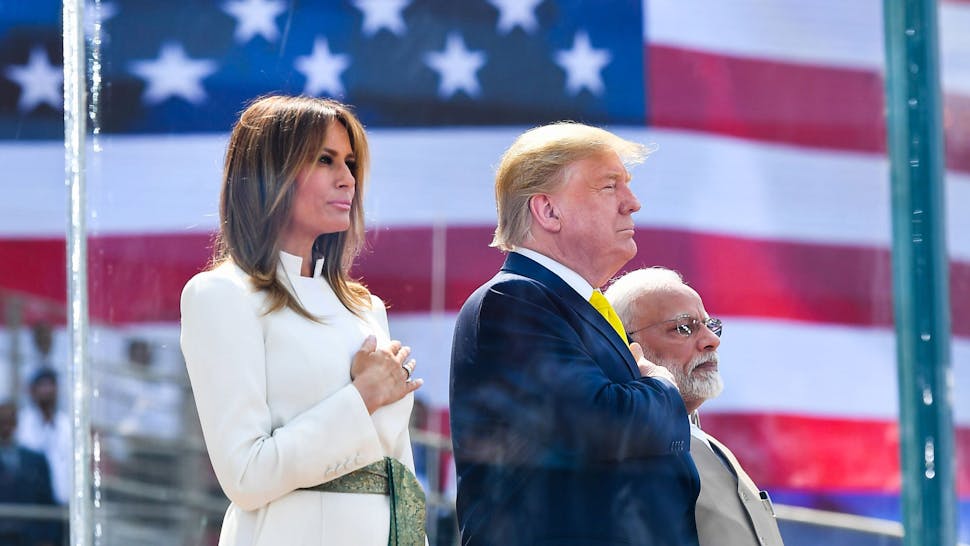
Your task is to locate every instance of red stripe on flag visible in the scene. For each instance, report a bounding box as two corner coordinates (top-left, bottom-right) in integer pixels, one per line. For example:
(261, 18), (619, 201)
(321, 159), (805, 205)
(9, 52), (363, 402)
(647, 44), (885, 153)
(0, 238), (66, 301)
(628, 228), (896, 329)
(945, 93), (970, 173)
(87, 233), (215, 324)
(362, 226), (504, 313)
(1, 227), (967, 337)
(702, 412), (970, 495)
(647, 44), (970, 173)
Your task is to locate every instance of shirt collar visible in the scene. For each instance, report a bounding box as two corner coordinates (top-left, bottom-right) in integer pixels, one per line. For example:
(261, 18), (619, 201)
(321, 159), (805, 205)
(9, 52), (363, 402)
(279, 251), (325, 279)
(513, 248), (595, 299)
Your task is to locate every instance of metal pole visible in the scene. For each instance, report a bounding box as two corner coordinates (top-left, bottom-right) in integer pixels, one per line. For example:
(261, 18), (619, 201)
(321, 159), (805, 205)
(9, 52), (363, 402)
(62, 0), (92, 544)
(3, 295), (23, 407)
(882, 1), (956, 546)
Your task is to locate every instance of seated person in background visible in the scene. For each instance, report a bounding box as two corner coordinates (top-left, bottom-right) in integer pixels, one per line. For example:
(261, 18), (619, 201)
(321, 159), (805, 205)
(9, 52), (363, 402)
(0, 401), (58, 546)
(93, 337), (187, 487)
(16, 368), (70, 507)
(606, 267), (785, 546)
(8, 322), (62, 407)
(115, 338), (183, 441)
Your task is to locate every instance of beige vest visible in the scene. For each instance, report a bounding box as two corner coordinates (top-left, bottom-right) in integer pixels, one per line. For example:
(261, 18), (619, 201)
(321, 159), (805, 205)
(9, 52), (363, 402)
(691, 433), (785, 546)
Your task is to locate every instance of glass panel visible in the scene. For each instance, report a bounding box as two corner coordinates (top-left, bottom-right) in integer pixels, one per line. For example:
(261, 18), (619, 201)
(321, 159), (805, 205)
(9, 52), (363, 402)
(1, 1), (72, 544)
(82, 1), (222, 539)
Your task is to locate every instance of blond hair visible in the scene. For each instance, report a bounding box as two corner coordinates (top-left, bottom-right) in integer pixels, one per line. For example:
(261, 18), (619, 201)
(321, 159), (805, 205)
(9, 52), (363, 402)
(490, 122), (650, 251)
(214, 95), (371, 320)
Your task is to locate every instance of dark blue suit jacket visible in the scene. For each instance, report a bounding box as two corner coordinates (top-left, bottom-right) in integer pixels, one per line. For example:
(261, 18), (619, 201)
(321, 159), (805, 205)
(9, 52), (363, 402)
(0, 444), (57, 545)
(450, 253), (700, 546)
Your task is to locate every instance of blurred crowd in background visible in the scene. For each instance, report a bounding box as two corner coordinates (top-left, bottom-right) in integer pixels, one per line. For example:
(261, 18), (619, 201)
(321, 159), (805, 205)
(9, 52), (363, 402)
(0, 310), (458, 546)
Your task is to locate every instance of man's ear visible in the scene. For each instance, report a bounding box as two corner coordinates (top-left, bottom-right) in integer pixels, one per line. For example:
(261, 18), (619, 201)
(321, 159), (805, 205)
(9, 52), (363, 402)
(529, 194), (562, 233)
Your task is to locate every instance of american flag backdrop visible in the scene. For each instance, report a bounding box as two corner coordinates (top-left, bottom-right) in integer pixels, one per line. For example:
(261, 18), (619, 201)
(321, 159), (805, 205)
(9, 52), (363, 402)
(0, 0), (968, 540)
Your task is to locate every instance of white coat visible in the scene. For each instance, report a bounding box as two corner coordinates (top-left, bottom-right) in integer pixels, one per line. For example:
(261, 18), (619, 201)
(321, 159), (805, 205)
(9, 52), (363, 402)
(180, 251), (415, 545)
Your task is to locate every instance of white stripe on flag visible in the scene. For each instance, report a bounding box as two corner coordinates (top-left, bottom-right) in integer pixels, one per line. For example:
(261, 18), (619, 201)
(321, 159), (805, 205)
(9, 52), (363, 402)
(645, 0), (884, 71)
(3, 130), (968, 261)
(645, 0), (970, 95)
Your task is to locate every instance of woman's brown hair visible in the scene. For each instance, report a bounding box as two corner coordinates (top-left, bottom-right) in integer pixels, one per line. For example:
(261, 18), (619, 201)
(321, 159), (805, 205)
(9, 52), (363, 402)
(214, 95), (371, 320)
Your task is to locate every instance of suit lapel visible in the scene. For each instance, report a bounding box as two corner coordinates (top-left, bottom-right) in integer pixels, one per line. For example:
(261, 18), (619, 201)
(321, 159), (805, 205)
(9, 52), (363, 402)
(705, 433), (762, 494)
(501, 253), (640, 378)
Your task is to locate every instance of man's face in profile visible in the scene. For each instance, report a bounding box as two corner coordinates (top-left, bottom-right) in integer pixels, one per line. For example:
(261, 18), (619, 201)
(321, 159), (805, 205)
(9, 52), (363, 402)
(629, 284), (723, 410)
(551, 150), (641, 280)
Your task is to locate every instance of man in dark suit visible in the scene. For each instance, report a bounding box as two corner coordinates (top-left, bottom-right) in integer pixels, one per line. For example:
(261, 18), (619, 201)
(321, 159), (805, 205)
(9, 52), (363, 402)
(450, 122), (700, 545)
(0, 401), (57, 546)
(606, 267), (784, 546)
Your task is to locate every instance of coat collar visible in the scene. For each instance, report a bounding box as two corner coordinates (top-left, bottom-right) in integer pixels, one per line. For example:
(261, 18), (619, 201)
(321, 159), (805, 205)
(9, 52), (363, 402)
(501, 253), (639, 378)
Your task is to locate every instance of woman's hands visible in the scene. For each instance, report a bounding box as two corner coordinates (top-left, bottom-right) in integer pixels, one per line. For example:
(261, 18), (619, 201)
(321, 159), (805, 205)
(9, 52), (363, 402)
(351, 335), (423, 414)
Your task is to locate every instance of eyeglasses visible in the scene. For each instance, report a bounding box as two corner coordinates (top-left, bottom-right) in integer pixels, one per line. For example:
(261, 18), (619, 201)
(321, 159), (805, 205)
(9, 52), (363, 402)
(627, 315), (723, 339)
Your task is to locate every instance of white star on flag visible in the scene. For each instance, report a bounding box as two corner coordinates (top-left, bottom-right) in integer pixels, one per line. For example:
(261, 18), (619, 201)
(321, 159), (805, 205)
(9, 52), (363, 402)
(222, 0), (286, 44)
(555, 30), (612, 96)
(129, 42), (218, 105)
(295, 37), (351, 97)
(84, 1), (119, 43)
(424, 32), (487, 99)
(352, 0), (411, 37)
(4, 47), (63, 112)
(487, 0), (542, 34)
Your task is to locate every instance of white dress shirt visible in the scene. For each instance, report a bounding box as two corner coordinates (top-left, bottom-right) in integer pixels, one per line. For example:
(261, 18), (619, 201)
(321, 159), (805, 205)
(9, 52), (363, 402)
(513, 247), (595, 298)
(16, 404), (71, 504)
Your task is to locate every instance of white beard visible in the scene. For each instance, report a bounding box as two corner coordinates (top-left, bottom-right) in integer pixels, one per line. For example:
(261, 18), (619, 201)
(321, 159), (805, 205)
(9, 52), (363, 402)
(681, 358), (724, 402)
(647, 350), (724, 403)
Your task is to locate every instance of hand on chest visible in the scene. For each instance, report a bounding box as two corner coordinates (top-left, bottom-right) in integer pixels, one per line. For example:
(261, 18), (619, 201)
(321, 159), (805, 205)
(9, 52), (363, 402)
(262, 307), (382, 404)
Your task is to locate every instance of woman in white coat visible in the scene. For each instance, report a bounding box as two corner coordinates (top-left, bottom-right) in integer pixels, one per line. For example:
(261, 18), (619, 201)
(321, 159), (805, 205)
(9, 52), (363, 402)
(180, 95), (425, 545)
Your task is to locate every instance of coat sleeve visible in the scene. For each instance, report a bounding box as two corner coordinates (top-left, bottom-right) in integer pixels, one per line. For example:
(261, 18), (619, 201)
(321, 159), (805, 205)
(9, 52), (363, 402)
(452, 279), (690, 466)
(180, 272), (384, 511)
(365, 293), (418, 470)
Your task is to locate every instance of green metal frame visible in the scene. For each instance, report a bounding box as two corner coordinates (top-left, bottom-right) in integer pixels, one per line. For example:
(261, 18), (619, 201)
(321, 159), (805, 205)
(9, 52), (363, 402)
(882, 1), (956, 545)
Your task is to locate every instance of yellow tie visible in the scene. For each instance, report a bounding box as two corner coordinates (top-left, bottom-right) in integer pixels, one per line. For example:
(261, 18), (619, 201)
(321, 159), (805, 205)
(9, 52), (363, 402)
(589, 290), (628, 344)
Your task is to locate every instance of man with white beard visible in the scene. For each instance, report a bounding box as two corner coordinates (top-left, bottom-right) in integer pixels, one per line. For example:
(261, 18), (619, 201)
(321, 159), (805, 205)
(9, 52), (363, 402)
(606, 267), (785, 546)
